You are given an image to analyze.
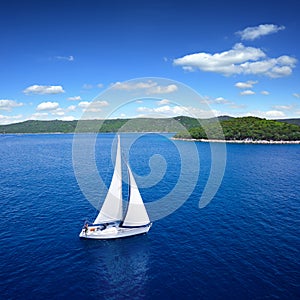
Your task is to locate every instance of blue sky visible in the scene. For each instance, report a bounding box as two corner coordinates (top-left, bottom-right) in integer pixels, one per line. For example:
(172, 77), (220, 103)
(1, 0), (300, 124)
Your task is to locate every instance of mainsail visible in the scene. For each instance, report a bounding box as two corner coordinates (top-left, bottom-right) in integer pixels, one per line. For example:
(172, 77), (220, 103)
(121, 163), (150, 227)
(94, 135), (123, 224)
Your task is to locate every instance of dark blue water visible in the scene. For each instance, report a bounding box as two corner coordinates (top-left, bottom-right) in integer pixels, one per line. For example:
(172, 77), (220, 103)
(0, 134), (299, 299)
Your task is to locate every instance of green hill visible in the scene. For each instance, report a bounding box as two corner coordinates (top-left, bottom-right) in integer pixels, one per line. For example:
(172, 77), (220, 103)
(175, 116), (300, 141)
(0, 116), (225, 134)
(1, 116), (300, 141)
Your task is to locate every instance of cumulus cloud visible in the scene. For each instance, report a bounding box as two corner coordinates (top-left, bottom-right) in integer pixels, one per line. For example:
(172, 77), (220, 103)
(112, 81), (156, 90)
(213, 97), (231, 104)
(240, 90), (255, 96)
(242, 110), (286, 119)
(34, 102), (77, 118)
(265, 110), (285, 118)
(150, 84), (178, 94)
(67, 105), (76, 111)
(201, 96), (242, 107)
(236, 24), (285, 41)
(0, 99), (23, 111)
(173, 43), (297, 78)
(61, 116), (76, 121)
(68, 96), (82, 101)
(78, 100), (109, 112)
(78, 101), (90, 109)
(136, 105), (216, 118)
(30, 112), (49, 119)
(51, 108), (65, 116)
(112, 80), (178, 94)
(29, 111), (75, 121)
(23, 85), (65, 95)
(235, 80), (258, 89)
(157, 99), (170, 105)
(0, 114), (23, 125)
(36, 102), (59, 111)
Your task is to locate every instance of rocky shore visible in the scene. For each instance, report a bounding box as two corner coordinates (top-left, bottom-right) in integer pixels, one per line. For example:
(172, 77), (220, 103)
(172, 138), (300, 144)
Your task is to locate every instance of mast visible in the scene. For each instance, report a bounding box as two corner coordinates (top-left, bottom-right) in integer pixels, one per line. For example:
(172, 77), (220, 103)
(94, 135), (123, 224)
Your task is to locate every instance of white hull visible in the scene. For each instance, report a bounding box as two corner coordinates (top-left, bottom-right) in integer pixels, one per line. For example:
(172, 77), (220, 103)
(79, 223), (152, 240)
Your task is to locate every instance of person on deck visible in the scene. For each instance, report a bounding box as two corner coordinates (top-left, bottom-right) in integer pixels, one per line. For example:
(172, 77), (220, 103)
(84, 223), (88, 233)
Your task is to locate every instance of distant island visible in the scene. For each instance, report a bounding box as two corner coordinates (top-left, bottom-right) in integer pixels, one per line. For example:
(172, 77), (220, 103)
(174, 116), (300, 142)
(0, 116), (300, 142)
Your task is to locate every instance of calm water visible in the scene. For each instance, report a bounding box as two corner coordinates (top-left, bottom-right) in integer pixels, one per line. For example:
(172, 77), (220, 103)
(0, 133), (299, 299)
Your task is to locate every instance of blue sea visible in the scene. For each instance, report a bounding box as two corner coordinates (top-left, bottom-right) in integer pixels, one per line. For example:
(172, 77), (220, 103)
(0, 133), (299, 299)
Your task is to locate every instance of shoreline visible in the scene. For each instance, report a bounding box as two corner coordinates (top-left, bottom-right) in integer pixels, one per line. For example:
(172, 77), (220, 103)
(1, 133), (300, 144)
(172, 137), (300, 144)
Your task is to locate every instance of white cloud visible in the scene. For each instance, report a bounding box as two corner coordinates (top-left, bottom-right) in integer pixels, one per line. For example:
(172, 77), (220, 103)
(51, 108), (65, 116)
(150, 84), (178, 94)
(67, 96), (81, 101)
(112, 81), (156, 90)
(157, 99), (170, 105)
(30, 112), (49, 119)
(214, 97), (231, 104)
(61, 116), (76, 121)
(97, 83), (104, 88)
(32, 103), (77, 119)
(265, 110), (285, 118)
(201, 96), (240, 107)
(0, 114), (23, 125)
(29, 112), (75, 121)
(112, 80), (178, 94)
(235, 80), (258, 89)
(67, 105), (76, 111)
(78, 101), (90, 109)
(23, 85), (65, 95)
(240, 90), (255, 96)
(236, 24), (285, 41)
(78, 100), (109, 112)
(36, 102), (59, 111)
(0, 99), (23, 111)
(228, 110), (287, 119)
(293, 93), (300, 98)
(137, 105), (216, 118)
(261, 91), (270, 95)
(55, 55), (74, 61)
(174, 43), (297, 78)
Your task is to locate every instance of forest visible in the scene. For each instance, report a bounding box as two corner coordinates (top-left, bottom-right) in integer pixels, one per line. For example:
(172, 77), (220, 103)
(174, 117), (300, 141)
(1, 116), (300, 141)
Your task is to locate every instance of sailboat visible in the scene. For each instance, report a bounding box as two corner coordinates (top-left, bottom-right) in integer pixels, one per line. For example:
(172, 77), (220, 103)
(79, 135), (152, 239)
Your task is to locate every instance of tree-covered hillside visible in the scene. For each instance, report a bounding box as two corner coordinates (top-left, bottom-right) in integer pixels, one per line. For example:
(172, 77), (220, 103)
(1, 116), (300, 141)
(0, 116), (226, 133)
(174, 117), (300, 141)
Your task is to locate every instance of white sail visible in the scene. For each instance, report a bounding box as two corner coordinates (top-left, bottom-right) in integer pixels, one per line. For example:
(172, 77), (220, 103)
(121, 164), (150, 227)
(94, 135), (122, 224)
